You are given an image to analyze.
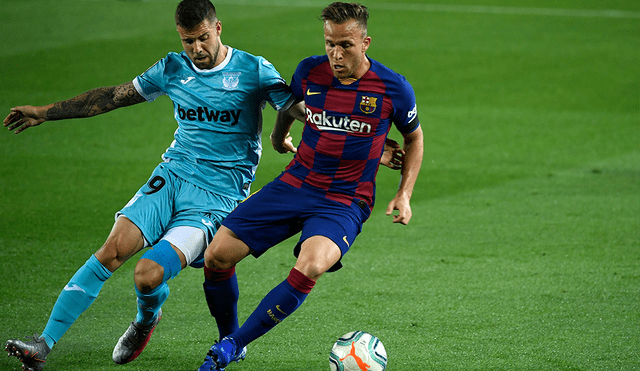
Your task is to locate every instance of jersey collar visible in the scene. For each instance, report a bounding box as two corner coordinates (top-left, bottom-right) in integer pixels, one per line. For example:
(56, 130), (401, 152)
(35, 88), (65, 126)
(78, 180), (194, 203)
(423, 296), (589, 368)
(190, 46), (233, 74)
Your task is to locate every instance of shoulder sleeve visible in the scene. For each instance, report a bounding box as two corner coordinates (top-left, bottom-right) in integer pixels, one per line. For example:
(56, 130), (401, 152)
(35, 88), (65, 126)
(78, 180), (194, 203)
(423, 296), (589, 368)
(257, 57), (295, 111)
(391, 76), (420, 134)
(290, 60), (306, 101)
(133, 54), (171, 102)
(290, 56), (318, 101)
(290, 56), (328, 101)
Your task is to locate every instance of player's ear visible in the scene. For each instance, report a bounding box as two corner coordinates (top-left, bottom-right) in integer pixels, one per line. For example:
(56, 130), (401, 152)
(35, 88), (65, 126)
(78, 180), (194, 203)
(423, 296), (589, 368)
(362, 36), (371, 53)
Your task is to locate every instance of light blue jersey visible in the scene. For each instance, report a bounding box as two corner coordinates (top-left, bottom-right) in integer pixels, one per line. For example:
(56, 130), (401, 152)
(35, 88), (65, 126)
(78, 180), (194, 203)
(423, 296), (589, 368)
(133, 47), (295, 201)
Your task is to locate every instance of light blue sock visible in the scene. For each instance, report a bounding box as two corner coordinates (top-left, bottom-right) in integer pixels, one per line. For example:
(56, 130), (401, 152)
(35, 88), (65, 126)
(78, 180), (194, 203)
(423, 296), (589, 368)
(42, 255), (112, 349)
(135, 283), (169, 326)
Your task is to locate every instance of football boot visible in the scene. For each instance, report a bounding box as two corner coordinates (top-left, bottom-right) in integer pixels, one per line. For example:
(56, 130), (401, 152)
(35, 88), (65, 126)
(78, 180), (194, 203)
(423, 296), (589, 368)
(112, 309), (162, 364)
(198, 337), (246, 371)
(5, 333), (51, 371)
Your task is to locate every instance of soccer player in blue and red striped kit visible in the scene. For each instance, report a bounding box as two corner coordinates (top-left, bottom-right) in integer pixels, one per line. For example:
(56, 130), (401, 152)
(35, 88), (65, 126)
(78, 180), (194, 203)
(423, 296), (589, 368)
(198, 2), (423, 370)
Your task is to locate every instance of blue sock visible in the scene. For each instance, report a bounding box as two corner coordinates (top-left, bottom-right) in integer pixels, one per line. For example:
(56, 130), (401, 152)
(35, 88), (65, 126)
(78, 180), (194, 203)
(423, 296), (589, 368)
(203, 267), (239, 340)
(135, 283), (169, 326)
(42, 255), (112, 349)
(232, 269), (314, 350)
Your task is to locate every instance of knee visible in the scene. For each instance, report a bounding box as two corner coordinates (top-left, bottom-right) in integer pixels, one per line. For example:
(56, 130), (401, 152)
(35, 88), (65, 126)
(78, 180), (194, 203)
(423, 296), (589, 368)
(136, 240), (183, 293)
(294, 261), (326, 282)
(294, 236), (343, 281)
(204, 244), (235, 271)
(204, 227), (249, 271)
(96, 219), (145, 272)
(134, 259), (164, 293)
(95, 239), (128, 272)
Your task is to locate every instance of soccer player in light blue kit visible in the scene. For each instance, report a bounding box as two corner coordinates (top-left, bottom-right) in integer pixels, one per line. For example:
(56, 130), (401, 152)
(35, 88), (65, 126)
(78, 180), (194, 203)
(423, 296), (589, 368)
(3, 1), (296, 370)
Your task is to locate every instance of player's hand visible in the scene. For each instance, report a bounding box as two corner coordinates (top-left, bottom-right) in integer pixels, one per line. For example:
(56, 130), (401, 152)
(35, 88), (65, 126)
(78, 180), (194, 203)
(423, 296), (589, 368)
(386, 194), (412, 225)
(380, 138), (404, 170)
(4, 106), (46, 134)
(270, 132), (298, 154)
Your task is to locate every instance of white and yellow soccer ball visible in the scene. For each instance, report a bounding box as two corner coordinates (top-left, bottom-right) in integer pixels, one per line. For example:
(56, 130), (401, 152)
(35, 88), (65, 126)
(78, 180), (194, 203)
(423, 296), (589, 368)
(329, 331), (388, 371)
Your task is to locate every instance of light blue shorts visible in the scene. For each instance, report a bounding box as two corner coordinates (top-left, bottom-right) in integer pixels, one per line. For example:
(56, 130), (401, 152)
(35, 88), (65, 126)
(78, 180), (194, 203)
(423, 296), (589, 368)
(117, 164), (239, 266)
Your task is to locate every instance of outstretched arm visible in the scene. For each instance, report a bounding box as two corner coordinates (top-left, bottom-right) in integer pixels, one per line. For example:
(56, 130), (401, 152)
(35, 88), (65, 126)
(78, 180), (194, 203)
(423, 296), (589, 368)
(386, 125), (424, 225)
(3, 82), (145, 134)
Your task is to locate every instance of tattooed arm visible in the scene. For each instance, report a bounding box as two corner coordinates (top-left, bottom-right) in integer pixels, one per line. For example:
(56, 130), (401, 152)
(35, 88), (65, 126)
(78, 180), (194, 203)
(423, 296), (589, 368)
(3, 82), (146, 134)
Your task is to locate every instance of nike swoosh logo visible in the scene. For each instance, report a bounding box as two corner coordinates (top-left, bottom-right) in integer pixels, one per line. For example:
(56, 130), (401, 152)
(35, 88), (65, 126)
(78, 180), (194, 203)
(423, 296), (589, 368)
(181, 76), (195, 84)
(64, 284), (86, 293)
(343, 236), (350, 248)
(202, 219), (214, 227)
(306, 88), (321, 96)
(276, 305), (289, 315)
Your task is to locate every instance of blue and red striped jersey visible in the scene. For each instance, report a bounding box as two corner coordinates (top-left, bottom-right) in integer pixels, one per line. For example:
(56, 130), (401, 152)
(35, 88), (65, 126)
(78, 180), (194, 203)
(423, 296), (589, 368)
(278, 55), (419, 211)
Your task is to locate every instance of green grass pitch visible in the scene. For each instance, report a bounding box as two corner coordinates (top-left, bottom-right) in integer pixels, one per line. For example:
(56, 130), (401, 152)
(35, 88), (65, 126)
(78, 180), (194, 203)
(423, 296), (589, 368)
(1, 0), (638, 370)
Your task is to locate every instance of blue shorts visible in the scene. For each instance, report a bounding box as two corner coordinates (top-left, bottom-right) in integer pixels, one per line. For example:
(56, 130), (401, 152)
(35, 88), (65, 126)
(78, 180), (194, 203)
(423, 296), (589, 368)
(118, 163), (239, 253)
(222, 179), (370, 271)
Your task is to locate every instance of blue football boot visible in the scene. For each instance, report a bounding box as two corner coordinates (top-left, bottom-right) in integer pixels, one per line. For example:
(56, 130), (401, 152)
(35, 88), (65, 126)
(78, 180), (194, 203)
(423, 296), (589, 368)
(198, 337), (246, 371)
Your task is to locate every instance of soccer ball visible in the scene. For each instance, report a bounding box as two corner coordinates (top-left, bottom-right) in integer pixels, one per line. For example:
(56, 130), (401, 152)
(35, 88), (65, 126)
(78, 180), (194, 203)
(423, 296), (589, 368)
(329, 331), (388, 371)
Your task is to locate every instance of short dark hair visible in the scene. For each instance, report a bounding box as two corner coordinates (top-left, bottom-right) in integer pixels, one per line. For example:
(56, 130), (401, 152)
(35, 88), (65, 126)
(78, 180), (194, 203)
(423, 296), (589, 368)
(175, 0), (217, 29)
(320, 2), (369, 34)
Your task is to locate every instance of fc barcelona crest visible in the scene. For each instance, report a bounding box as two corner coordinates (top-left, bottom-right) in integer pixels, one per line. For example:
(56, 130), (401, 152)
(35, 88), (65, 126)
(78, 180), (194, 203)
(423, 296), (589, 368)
(359, 96), (377, 114)
(223, 72), (241, 90)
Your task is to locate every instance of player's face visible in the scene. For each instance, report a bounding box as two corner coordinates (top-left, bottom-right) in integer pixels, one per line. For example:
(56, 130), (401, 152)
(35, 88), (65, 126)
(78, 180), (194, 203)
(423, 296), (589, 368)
(177, 19), (223, 70)
(324, 19), (371, 80)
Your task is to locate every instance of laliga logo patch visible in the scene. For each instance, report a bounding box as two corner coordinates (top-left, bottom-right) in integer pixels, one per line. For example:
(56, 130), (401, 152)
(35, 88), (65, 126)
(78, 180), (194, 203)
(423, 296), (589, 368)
(223, 72), (241, 90)
(359, 96), (378, 114)
(408, 104), (417, 121)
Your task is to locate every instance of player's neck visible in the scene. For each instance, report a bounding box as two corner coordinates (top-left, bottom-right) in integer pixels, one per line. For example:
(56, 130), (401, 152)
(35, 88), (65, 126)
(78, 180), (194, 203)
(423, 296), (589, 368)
(212, 44), (229, 68)
(339, 56), (370, 85)
(357, 56), (371, 78)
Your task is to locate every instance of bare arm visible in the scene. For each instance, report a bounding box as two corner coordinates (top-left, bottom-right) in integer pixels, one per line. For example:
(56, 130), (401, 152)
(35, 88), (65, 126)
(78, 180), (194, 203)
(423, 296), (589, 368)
(381, 137), (404, 170)
(385, 125), (424, 225)
(3, 82), (145, 134)
(270, 101), (305, 153)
